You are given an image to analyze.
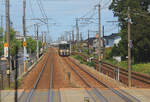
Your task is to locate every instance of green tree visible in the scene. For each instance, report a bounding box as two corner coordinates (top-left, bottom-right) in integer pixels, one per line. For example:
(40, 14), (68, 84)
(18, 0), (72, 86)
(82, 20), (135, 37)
(27, 37), (36, 54)
(26, 37), (42, 54)
(10, 38), (21, 56)
(110, 44), (120, 57)
(0, 28), (22, 57)
(0, 41), (3, 56)
(2, 28), (21, 57)
(109, 0), (150, 63)
(0, 28), (3, 39)
(9, 29), (21, 56)
(0, 28), (3, 56)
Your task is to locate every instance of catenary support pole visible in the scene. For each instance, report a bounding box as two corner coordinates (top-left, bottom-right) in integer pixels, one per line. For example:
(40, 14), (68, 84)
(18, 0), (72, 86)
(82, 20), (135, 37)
(88, 30), (90, 54)
(5, 0), (10, 88)
(128, 7), (132, 87)
(36, 24), (39, 59)
(23, 0), (27, 72)
(98, 4), (102, 72)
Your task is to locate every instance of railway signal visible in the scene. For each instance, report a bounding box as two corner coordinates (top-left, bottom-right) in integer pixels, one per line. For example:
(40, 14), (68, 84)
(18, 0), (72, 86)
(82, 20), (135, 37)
(23, 41), (27, 47)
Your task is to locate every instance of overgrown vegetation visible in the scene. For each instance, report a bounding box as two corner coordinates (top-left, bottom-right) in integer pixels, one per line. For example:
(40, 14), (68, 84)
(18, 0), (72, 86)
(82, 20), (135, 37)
(72, 54), (96, 68)
(104, 47), (150, 75)
(71, 0), (150, 75)
(0, 28), (4, 56)
(99, 0), (150, 75)
(0, 27), (42, 57)
(26, 37), (42, 54)
(109, 0), (150, 63)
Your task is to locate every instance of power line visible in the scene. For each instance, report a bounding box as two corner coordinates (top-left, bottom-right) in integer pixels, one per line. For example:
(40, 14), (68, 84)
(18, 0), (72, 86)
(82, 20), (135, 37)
(101, 0), (112, 9)
(29, 0), (35, 18)
(35, 0), (50, 41)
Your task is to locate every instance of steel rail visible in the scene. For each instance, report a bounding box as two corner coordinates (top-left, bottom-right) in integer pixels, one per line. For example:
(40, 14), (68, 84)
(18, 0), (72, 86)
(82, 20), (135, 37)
(119, 89), (141, 102)
(103, 62), (150, 80)
(18, 54), (48, 102)
(64, 58), (108, 102)
(24, 53), (50, 102)
(58, 89), (61, 102)
(85, 89), (96, 102)
(18, 91), (25, 102)
(47, 57), (54, 102)
(102, 63), (150, 84)
(68, 57), (134, 102)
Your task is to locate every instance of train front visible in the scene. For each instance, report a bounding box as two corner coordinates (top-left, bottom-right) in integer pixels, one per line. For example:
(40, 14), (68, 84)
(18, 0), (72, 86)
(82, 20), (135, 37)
(59, 43), (70, 56)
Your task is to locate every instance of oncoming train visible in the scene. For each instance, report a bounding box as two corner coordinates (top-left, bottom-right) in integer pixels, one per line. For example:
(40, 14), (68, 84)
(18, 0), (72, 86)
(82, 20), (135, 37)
(58, 41), (70, 56)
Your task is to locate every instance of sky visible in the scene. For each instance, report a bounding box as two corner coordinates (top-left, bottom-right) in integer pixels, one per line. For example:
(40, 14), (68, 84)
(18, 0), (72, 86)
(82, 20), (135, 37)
(0, 0), (118, 42)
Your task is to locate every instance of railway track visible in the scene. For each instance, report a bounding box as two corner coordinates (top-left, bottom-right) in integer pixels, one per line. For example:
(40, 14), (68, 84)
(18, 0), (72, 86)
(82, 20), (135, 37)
(102, 62), (150, 87)
(63, 57), (108, 102)
(20, 50), (61, 102)
(72, 52), (150, 88)
(63, 57), (140, 102)
(18, 54), (49, 102)
(23, 52), (51, 102)
(47, 57), (54, 102)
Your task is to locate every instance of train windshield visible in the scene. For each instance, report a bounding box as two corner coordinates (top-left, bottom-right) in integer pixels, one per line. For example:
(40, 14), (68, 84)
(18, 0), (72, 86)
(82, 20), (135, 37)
(59, 44), (70, 49)
(66, 44), (70, 49)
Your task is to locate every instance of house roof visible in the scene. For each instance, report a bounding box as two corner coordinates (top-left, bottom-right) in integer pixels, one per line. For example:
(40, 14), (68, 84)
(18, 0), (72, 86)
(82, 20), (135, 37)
(84, 37), (96, 42)
(104, 33), (119, 39)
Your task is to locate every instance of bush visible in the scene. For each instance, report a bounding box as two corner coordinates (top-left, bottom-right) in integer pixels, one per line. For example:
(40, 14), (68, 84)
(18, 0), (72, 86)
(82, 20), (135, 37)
(104, 47), (112, 60)
(73, 55), (83, 61)
(86, 61), (96, 67)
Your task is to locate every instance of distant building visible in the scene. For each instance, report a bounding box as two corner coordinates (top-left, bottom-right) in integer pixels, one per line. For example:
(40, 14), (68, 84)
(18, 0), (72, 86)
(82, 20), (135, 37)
(84, 37), (97, 49)
(16, 31), (42, 41)
(104, 33), (121, 48)
(83, 33), (121, 49)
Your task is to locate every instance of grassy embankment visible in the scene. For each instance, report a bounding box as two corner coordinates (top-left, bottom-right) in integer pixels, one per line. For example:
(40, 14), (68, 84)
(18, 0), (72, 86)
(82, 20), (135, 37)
(104, 47), (150, 75)
(71, 49), (96, 68)
(72, 48), (150, 75)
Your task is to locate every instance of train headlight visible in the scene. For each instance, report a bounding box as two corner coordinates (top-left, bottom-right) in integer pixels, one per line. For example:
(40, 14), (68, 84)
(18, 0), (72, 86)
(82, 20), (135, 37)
(60, 50), (63, 52)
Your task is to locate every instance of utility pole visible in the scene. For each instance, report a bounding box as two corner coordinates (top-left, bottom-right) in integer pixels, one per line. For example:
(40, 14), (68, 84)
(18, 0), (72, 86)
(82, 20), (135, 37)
(42, 32), (44, 53)
(88, 30), (90, 54)
(72, 30), (74, 42)
(98, 4), (102, 72)
(36, 24), (39, 59)
(69, 32), (71, 42)
(80, 32), (82, 41)
(76, 18), (79, 50)
(23, 0), (27, 72)
(102, 25), (105, 58)
(128, 7), (132, 87)
(76, 18), (79, 42)
(1, 16), (4, 43)
(14, 47), (18, 102)
(5, 0), (10, 88)
(65, 33), (68, 41)
(44, 33), (46, 49)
